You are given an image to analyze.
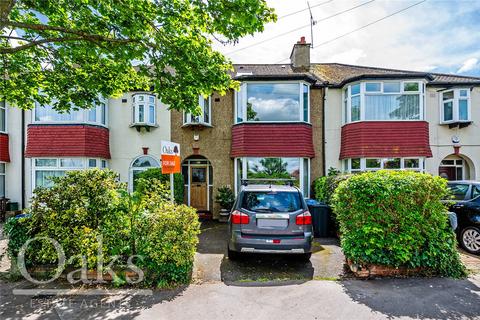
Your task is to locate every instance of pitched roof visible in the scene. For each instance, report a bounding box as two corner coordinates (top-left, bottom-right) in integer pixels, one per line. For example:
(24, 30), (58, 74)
(310, 63), (480, 87)
(230, 63), (480, 87)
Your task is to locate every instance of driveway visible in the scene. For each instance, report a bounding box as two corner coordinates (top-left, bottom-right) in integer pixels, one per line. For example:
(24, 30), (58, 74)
(193, 221), (345, 285)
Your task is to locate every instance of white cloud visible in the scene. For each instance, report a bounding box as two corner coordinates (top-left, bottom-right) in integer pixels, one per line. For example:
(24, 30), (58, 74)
(327, 49), (366, 65)
(457, 58), (479, 73)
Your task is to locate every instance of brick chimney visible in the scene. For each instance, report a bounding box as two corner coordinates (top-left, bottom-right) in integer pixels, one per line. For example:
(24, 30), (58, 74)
(290, 36), (311, 70)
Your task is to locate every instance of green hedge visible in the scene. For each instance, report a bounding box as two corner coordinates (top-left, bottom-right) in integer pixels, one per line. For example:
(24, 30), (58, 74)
(332, 170), (466, 278)
(136, 168), (184, 204)
(6, 169), (200, 287)
(313, 168), (351, 205)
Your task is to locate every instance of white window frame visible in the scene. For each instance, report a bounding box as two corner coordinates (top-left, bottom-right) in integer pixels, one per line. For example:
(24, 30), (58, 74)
(33, 99), (108, 127)
(342, 80), (425, 124)
(440, 88), (471, 124)
(343, 157), (425, 173)
(183, 96), (212, 126)
(0, 101), (6, 134)
(32, 157), (108, 189)
(234, 81), (311, 124)
(234, 156), (311, 198)
(0, 162), (5, 198)
(132, 93), (156, 126)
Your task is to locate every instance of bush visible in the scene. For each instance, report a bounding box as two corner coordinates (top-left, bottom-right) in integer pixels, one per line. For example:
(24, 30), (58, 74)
(314, 168), (351, 205)
(332, 170), (466, 278)
(215, 186), (235, 210)
(4, 216), (30, 263)
(25, 169), (128, 268)
(136, 168), (184, 204)
(135, 202), (200, 286)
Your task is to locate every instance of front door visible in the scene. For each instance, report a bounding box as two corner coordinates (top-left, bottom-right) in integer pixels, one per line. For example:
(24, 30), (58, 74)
(190, 166), (208, 211)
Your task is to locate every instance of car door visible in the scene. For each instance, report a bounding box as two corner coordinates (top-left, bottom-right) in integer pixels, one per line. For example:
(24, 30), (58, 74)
(448, 183), (471, 201)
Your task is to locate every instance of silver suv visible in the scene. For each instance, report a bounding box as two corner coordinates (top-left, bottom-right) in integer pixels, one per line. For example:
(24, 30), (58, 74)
(227, 183), (313, 261)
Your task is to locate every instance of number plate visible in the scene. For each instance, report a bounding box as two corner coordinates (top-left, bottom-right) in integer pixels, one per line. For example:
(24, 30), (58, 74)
(257, 219), (288, 228)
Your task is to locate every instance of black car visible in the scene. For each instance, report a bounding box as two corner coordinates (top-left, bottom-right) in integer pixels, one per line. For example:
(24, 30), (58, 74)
(449, 197), (480, 255)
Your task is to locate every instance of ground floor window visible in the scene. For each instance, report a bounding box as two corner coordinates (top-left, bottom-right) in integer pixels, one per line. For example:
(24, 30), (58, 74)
(235, 157), (310, 198)
(0, 162), (5, 197)
(33, 157), (108, 189)
(343, 157), (424, 173)
(129, 155), (160, 191)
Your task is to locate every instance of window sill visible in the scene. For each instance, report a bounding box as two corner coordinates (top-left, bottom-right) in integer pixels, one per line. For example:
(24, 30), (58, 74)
(440, 121), (472, 129)
(182, 122), (213, 128)
(129, 123), (158, 132)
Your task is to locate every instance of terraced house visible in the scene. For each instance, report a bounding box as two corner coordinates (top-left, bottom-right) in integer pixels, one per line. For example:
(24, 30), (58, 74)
(2, 38), (480, 217)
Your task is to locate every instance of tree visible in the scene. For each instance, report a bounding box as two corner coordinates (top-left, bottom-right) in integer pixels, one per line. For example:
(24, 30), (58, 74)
(0, 0), (276, 113)
(251, 158), (289, 177)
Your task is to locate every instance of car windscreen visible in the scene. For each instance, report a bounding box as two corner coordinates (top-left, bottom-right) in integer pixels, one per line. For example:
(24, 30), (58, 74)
(241, 191), (302, 213)
(447, 184), (469, 200)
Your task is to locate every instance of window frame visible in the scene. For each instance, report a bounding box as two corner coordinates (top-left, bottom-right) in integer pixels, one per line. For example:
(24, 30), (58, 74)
(440, 88), (471, 124)
(234, 81), (311, 124)
(234, 156), (311, 198)
(32, 157), (108, 189)
(0, 162), (5, 198)
(183, 96), (212, 126)
(132, 93), (157, 126)
(343, 157), (424, 173)
(342, 80), (425, 124)
(33, 99), (108, 127)
(0, 101), (6, 134)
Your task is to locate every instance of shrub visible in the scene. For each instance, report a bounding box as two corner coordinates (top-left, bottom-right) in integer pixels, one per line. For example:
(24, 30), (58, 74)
(136, 168), (184, 204)
(215, 186), (235, 210)
(332, 170), (466, 278)
(135, 202), (200, 286)
(25, 169), (129, 268)
(314, 168), (351, 205)
(4, 216), (30, 263)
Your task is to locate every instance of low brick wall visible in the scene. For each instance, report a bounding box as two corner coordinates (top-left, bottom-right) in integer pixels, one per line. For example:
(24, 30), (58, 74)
(347, 259), (424, 278)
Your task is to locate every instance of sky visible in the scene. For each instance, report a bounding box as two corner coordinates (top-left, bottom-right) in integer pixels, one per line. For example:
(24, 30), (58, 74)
(212, 0), (480, 77)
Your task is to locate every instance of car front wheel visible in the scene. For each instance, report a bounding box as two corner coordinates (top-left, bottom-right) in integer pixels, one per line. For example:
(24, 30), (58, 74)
(460, 226), (480, 255)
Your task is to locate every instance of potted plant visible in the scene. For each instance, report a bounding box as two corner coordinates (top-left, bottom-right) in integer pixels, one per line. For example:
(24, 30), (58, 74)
(215, 186), (235, 222)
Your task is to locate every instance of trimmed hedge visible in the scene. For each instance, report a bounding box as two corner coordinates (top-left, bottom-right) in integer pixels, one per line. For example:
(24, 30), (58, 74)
(332, 170), (466, 278)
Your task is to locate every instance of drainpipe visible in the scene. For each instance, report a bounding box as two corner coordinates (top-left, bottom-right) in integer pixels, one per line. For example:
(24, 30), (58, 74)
(322, 87), (328, 176)
(21, 110), (25, 209)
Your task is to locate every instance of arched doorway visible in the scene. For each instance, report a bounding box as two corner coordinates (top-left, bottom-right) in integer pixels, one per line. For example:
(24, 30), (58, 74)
(182, 155), (213, 213)
(129, 155), (160, 191)
(438, 154), (474, 181)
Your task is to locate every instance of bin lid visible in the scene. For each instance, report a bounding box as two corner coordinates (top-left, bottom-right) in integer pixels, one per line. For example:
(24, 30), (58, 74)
(306, 199), (324, 206)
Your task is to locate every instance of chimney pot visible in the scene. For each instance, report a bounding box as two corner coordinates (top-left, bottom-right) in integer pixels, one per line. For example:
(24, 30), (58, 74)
(299, 36), (306, 44)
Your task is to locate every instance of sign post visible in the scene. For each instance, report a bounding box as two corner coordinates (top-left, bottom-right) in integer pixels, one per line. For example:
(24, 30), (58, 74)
(160, 141), (181, 202)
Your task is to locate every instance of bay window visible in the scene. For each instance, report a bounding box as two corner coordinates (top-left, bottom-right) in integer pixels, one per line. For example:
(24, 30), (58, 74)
(132, 93), (156, 126)
(343, 81), (424, 123)
(343, 157), (424, 173)
(33, 158), (108, 189)
(0, 163), (5, 198)
(0, 101), (6, 133)
(183, 96), (211, 126)
(34, 100), (107, 126)
(441, 89), (471, 123)
(234, 157), (310, 197)
(235, 82), (310, 123)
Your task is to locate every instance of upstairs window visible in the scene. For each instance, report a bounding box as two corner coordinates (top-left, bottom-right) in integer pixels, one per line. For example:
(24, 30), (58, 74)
(132, 94), (156, 126)
(0, 101), (5, 133)
(235, 82), (310, 123)
(343, 81), (424, 123)
(441, 89), (471, 123)
(34, 100), (107, 126)
(183, 96), (211, 126)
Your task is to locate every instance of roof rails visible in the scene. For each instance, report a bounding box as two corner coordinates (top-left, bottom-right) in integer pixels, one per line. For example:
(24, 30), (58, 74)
(241, 178), (296, 187)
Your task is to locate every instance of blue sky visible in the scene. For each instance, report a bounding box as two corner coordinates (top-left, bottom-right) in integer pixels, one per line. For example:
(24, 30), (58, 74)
(213, 0), (480, 77)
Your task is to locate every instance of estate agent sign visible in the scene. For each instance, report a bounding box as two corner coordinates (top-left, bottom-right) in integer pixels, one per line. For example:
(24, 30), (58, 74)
(161, 141), (181, 174)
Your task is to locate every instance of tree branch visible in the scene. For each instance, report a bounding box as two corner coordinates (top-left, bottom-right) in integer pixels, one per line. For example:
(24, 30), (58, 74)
(0, 0), (16, 29)
(0, 36), (86, 53)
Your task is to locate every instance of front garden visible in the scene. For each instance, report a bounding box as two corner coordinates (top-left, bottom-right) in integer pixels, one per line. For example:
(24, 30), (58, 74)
(4, 169), (200, 287)
(314, 169), (467, 278)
